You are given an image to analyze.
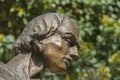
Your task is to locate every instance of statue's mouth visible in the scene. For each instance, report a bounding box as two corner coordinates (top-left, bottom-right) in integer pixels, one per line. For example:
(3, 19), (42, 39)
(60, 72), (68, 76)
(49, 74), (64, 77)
(63, 55), (73, 67)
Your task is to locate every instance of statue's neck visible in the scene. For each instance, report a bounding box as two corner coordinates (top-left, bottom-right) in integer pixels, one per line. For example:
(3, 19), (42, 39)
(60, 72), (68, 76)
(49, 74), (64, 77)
(6, 53), (44, 79)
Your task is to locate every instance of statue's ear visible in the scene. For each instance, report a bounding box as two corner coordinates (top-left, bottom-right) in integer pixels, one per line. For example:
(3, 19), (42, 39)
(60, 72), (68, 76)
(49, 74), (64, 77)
(31, 40), (44, 53)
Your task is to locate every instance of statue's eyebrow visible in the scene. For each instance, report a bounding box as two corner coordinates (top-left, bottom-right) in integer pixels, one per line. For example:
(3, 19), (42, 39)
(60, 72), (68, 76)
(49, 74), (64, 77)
(63, 33), (80, 49)
(63, 32), (75, 39)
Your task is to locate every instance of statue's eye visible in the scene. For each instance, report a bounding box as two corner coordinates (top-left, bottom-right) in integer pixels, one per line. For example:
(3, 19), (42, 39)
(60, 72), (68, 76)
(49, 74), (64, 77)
(64, 38), (73, 47)
(62, 33), (76, 47)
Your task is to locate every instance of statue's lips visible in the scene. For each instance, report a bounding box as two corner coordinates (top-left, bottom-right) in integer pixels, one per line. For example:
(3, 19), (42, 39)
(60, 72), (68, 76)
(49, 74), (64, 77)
(63, 55), (73, 67)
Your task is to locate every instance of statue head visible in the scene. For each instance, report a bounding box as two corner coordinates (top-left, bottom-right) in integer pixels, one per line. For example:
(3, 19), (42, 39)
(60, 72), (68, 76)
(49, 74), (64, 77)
(12, 13), (80, 74)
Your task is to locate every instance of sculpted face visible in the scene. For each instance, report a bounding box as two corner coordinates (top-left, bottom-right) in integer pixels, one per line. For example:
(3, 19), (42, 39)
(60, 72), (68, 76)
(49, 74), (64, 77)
(37, 28), (80, 74)
(24, 13), (80, 74)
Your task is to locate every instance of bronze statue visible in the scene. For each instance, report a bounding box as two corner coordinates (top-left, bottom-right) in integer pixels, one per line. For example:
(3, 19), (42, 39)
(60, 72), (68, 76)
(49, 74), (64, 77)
(0, 13), (80, 80)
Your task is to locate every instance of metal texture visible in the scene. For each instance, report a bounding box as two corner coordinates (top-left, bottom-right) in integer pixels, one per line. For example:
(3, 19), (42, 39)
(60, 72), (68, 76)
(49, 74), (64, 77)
(0, 13), (80, 80)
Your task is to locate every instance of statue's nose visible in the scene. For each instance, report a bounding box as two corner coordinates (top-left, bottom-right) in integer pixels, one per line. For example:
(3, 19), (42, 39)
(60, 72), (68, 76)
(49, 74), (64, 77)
(68, 46), (80, 60)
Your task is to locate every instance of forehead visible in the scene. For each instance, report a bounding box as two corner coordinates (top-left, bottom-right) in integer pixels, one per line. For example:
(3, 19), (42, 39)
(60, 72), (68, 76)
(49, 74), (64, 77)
(57, 18), (80, 47)
(57, 20), (79, 40)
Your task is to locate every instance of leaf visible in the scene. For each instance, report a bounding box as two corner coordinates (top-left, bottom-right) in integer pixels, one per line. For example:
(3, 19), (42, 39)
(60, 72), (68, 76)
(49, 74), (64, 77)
(3, 35), (15, 43)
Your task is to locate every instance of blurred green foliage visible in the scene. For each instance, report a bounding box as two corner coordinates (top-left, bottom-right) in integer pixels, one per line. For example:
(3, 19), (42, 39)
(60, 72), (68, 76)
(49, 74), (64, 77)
(0, 0), (120, 80)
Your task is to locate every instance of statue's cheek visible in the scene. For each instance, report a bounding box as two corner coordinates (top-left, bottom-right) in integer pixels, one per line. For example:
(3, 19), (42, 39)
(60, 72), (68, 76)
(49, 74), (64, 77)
(44, 49), (66, 73)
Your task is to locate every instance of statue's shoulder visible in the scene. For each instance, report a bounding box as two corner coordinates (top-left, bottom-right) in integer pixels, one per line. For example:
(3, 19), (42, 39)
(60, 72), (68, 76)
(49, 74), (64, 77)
(0, 62), (17, 80)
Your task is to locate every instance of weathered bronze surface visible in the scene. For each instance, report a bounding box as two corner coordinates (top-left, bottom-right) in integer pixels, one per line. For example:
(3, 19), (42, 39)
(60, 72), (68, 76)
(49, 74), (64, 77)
(0, 13), (80, 80)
